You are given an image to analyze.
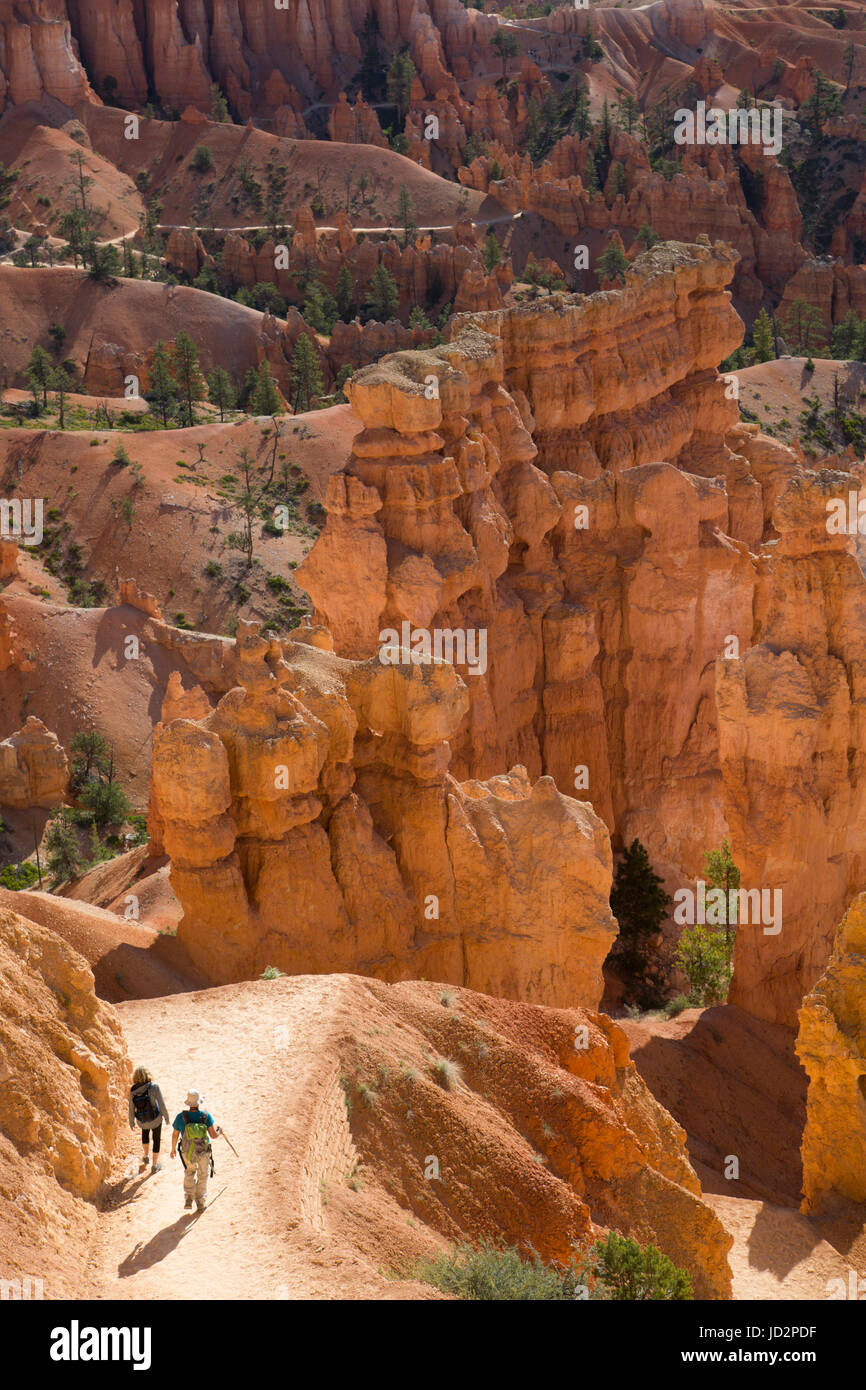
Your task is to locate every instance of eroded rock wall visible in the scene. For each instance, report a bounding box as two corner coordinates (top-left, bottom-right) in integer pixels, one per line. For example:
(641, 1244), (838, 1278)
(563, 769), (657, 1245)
(797, 894), (866, 1213)
(150, 621), (616, 1004)
(0, 904), (128, 1197)
(296, 241), (866, 1028)
(0, 716), (67, 809)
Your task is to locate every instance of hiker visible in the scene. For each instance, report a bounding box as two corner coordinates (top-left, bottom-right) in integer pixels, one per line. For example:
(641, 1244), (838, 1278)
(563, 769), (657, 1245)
(170, 1090), (222, 1212)
(128, 1066), (170, 1174)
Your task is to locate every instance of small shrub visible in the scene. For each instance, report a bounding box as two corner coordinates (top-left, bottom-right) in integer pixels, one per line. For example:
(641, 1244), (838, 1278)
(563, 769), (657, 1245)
(584, 1232), (692, 1301)
(674, 924), (731, 1006)
(190, 145), (214, 174)
(356, 1080), (377, 1108)
(661, 993), (691, 1019)
(0, 861), (39, 891)
(432, 1057), (461, 1091)
(260, 965), (283, 980)
(412, 1241), (584, 1301)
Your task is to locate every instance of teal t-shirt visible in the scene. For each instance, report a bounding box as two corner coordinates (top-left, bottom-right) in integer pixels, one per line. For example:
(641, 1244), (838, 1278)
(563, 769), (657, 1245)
(173, 1109), (214, 1134)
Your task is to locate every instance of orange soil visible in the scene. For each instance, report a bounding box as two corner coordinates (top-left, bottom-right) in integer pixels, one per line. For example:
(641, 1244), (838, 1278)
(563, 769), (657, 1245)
(0, 405), (359, 642)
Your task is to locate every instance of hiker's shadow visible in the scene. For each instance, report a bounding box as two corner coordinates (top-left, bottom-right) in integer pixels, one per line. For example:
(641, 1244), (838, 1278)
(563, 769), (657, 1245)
(106, 1174), (150, 1209)
(117, 1214), (199, 1278)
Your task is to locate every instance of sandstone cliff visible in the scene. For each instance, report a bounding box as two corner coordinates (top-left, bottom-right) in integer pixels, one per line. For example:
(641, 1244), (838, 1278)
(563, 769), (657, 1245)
(295, 241), (866, 1029)
(797, 894), (866, 1214)
(149, 620), (617, 1004)
(0, 716), (67, 809)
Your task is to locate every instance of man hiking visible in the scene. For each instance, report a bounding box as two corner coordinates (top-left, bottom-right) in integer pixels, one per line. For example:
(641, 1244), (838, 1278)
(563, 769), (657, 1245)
(170, 1090), (222, 1212)
(129, 1066), (170, 1174)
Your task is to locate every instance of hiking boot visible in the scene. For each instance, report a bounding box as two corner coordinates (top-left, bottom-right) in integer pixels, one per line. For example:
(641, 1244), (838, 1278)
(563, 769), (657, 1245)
(184, 1195), (193, 1210)
(195, 1197), (206, 1213)
(139, 1158), (149, 1172)
(151, 1163), (162, 1174)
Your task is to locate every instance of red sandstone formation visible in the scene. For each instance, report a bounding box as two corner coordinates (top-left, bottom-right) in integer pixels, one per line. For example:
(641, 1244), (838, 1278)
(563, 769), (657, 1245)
(149, 620), (617, 1005)
(0, 716), (67, 809)
(296, 241), (866, 1029)
(797, 894), (866, 1215)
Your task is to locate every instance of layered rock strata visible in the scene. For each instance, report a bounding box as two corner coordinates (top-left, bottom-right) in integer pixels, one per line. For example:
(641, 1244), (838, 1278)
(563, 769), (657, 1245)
(296, 241), (866, 1028)
(150, 621), (616, 1003)
(0, 716), (67, 808)
(797, 894), (866, 1213)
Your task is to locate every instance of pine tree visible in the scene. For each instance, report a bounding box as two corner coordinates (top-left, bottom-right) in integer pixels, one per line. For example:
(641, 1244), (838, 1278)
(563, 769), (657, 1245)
(851, 319), (866, 362)
(596, 240), (629, 285)
(290, 333), (324, 414)
(210, 83), (230, 122)
(234, 448), (259, 568)
(386, 51), (416, 125)
(0, 160), (18, 213)
(147, 341), (177, 426)
(80, 771), (131, 829)
(609, 161), (628, 198)
(241, 365), (259, 410)
(397, 185), (417, 248)
(573, 88), (593, 140)
(302, 278), (336, 334)
(703, 838), (741, 965)
(251, 360), (282, 416)
(207, 366), (236, 421)
(781, 297), (826, 356)
(51, 362), (75, 429)
(616, 92), (640, 136)
(844, 39), (856, 95)
(70, 730), (110, 792)
(611, 839), (672, 944)
(585, 146), (600, 196)
(335, 264), (355, 323)
(483, 231), (502, 272)
(359, 12), (385, 103)
(751, 307), (775, 363)
(366, 262), (400, 322)
(598, 97), (613, 156)
(44, 814), (83, 886)
(26, 344), (52, 409)
(491, 30), (519, 81)
(831, 309), (860, 360)
(610, 838), (672, 1006)
(801, 69), (843, 138)
(170, 331), (205, 426)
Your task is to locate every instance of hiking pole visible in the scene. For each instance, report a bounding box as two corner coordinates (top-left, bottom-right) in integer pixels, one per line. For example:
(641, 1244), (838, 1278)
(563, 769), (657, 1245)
(218, 1128), (240, 1160)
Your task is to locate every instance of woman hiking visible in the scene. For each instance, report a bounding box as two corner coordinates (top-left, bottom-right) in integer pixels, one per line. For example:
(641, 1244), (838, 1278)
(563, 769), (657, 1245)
(129, 1066), (170, 1174)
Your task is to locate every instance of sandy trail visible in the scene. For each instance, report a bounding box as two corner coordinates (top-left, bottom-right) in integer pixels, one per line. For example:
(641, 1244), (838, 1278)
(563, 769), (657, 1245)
(704, 1193), (866, 1301)
(93, 976), (413, 1301)
(89, 979), (866, 1302)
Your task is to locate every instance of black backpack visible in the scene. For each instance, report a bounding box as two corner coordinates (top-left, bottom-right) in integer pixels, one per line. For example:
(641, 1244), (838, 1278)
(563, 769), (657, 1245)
(131, 1081), (160, 1125)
